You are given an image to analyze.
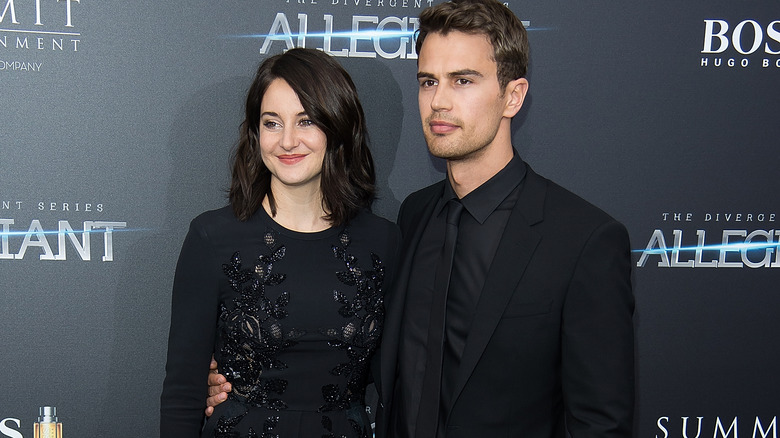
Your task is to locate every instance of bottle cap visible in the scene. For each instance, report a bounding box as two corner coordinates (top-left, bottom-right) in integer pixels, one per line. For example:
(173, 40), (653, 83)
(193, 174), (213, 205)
(38, 406), (58, 423)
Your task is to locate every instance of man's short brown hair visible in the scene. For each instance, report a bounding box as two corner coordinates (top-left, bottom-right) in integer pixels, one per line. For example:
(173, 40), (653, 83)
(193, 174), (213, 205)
(416, 0), (530, 90)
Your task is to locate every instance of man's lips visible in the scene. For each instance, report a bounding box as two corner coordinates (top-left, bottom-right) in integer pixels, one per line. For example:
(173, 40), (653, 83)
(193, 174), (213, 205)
(429, 120), (459, 135)
(278, 154), (307, 165)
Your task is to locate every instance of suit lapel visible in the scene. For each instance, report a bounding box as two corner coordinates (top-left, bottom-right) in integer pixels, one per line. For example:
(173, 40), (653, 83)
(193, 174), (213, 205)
(448, 168), (547, 408)
(380, 182), (444, 408)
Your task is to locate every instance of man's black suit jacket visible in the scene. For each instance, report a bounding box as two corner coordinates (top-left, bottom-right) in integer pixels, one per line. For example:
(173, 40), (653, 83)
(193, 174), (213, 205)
(374, 164), (635, 438)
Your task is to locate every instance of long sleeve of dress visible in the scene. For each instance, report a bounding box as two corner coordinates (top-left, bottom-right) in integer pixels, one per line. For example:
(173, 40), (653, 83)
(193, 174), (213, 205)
(160, 219), (221, 437)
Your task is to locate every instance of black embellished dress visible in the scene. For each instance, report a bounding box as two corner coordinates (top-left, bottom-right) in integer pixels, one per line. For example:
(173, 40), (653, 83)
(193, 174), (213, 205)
(161, 206), (400, 438)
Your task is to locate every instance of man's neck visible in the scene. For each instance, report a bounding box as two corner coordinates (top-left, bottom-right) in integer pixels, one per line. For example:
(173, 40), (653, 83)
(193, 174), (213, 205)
(446, 128), (515, 199)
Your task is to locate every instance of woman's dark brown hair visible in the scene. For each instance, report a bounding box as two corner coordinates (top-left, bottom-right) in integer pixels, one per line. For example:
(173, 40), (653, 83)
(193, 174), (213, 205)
(229, 48), (376, 225)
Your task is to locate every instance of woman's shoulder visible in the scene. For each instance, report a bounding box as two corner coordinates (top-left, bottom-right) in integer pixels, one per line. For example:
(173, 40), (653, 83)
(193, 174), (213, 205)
(349, 209), (399, 234)
(344, 209), (401, 254)
(190, 205), (236, 227)
(186, 205), (255, 242)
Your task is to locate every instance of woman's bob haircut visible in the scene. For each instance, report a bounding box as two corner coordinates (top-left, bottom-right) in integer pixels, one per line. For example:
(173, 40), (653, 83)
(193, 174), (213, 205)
(229, 48), (375, 226)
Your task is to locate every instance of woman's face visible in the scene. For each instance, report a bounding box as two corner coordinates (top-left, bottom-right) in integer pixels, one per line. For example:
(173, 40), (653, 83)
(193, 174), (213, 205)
(259, 78), (328, 194)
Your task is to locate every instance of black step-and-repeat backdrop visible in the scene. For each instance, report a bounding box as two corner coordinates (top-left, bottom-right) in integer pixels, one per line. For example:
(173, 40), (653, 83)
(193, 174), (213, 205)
(2, 1), (778, 436)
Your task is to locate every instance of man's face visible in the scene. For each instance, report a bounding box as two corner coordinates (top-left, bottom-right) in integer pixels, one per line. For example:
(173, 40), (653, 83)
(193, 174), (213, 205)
(417, 31), (511, 161)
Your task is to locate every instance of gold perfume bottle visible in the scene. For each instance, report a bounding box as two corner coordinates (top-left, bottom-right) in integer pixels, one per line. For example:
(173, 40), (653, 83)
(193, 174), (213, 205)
(33, 406), (62, 438)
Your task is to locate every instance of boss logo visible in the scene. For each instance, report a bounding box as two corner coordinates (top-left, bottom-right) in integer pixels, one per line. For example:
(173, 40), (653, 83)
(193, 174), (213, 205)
(702, 19), (780, 55)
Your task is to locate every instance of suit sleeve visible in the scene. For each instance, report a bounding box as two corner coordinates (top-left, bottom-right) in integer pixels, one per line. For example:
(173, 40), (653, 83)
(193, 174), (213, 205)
(562, 219), (635, 438)
(160, 219), (221, 437)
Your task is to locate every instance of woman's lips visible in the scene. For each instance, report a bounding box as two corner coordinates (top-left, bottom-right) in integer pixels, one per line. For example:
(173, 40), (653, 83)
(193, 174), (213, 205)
(278, 154), (307, 165)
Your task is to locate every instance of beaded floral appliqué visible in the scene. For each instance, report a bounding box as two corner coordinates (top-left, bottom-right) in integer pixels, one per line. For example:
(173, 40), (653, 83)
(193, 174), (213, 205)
(215, 230), (302, 436)
(214, 228), (385, 438)
(319, 230), (385, 438)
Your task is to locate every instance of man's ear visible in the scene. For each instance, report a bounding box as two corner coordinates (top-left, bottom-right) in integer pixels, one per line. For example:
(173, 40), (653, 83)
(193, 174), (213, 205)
(503, 78), (529, 118)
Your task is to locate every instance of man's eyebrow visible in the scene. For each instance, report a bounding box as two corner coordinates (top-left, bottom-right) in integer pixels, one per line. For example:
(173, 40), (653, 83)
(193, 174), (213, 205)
(416, 69), (484, 80)
(448, 69), (483, 78)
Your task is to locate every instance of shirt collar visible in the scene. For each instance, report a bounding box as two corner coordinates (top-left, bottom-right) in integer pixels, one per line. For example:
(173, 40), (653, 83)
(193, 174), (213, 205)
(435, 150), (527, 224)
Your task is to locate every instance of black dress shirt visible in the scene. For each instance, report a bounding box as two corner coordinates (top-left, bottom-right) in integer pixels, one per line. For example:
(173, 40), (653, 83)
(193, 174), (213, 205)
(393, 152), (527, 437)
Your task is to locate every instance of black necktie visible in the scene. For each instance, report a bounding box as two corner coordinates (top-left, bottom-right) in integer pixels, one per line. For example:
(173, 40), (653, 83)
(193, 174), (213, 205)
(416, 199), (464, 438)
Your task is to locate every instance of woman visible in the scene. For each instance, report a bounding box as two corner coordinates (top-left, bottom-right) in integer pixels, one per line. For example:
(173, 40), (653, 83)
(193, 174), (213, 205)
(160, 48), (400, 437)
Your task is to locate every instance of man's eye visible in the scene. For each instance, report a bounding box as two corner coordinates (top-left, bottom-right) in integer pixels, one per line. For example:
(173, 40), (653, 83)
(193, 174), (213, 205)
(455, 78), (472, 85)
(420, 79), (437, 88)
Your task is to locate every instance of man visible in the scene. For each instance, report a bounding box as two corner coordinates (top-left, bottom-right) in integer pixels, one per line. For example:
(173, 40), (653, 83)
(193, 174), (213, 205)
(207, 0), (635, 436)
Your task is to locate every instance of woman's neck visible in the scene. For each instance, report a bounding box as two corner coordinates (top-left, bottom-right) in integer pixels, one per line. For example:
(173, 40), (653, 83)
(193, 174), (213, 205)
(263, 183), (331, 232)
